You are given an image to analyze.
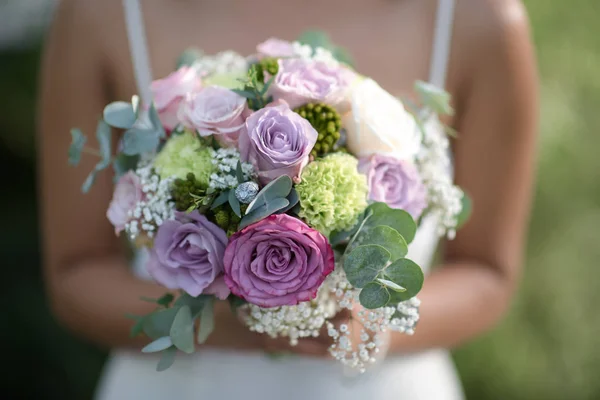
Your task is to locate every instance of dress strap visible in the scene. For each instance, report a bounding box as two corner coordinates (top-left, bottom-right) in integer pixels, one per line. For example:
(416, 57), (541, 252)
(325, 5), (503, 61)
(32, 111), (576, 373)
(122, 0), (154, 106)
(428, 0), (456, 89)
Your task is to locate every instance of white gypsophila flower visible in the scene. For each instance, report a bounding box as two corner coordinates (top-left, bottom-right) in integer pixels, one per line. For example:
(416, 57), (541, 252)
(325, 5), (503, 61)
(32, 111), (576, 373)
(324, 267), (421, 374)
(415, 116), (464, 238)
(290, 42), (340, 67)
(193, 50), (249, 78)
(240, 277), (339, 345)
(124, 162), (175, 241)
(208, 147), (255, 190)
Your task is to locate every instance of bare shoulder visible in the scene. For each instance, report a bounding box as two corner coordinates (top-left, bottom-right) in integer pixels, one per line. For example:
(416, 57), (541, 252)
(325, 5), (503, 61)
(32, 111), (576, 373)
(455, 0), (532, 50)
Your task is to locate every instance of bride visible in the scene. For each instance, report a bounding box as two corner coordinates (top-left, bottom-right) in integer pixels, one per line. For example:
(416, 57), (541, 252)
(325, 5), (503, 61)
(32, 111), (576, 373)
(37, 0), (538, 399)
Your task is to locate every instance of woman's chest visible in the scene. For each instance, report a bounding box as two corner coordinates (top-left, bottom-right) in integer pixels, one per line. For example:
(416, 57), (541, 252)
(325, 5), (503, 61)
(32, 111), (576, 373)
(108, 0), (439, 101)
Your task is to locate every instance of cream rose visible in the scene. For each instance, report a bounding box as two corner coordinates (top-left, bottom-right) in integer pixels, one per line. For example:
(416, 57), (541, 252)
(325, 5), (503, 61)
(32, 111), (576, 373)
(342, 78), (420, 161)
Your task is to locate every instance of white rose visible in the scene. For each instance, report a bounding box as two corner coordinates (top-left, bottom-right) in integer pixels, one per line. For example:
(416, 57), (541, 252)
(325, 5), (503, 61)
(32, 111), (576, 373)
(342, 78), (421, 160)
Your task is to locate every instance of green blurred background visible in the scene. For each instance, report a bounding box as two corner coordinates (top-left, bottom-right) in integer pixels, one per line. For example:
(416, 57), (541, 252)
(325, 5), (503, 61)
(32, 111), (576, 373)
(1, 0), (599, 398)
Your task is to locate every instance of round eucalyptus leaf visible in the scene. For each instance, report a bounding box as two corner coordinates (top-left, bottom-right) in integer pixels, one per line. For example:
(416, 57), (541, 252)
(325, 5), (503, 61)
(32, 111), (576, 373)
(156, 346), (177, 372)
(239, 197), (289, 229)
(141, 336), (173, 353)
(122, 128), (160, 155)
(170, 305), (195, 354)
(143, 307), (180, 339)
(246, 175), (292, 214)
(344, 244), (390, 288)
(68, 128), (86, 166)
(365, 202), (417, 244)
(357, 225), (408, 261)
(103, 101), (136, 129)
(359, 283), (391, 309)
(385, 258), (425, 303)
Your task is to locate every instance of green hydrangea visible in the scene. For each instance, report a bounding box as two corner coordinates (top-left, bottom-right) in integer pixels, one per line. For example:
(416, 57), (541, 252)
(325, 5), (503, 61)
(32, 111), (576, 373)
(153, 131), (215, 187)
(296, 153), (368, 236)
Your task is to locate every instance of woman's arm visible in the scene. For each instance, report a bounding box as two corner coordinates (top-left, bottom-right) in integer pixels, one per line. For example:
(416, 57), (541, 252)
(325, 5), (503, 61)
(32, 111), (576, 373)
(390, 0), (539, 352)
(37, 1), (264, 351)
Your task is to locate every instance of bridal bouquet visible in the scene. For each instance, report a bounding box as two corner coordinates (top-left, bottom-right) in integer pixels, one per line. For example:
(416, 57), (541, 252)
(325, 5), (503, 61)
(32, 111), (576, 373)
(68, 33), (470, 372)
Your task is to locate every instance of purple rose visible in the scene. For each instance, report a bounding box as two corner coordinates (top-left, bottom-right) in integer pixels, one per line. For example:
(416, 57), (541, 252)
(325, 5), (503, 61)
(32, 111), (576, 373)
(269, 58), (354, 109)
(147, 211), (230, 298)
(151, 66), (202, 131)
(179, 86), (249, 147)
(239, 100), (317, 184)
(223, 214), (335, 308)
(358, 154), (428, 219)
(256, 38), (296, 58)
(106, 171), (143, 235)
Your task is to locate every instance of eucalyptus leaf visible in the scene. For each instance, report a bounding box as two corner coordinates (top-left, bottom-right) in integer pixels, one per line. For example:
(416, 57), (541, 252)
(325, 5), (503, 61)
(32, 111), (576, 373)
(68, 128), (86, 166)
(239, 197), (289, 229)
(455, 191), (472, 229)
(156, 346), (178, 372)
(170, 305), (195, 354)
(95, 119), (112, 169)
(385, 259), (425, 303)
(157, 293), (175, 307)
(236, 161), (244, 183)
(81, 168), (98, 193)
(131, 95), (141, 118)
(278, 188), (299, 214)
(376, 278), (407, 293)
(142, 307), (180, 339)
(127, 314), (145, 338)
(141, 336), (173, 353)
(149, 102), (166, 138)
(103, 101), (136, 129)
(355, 225), (408, 261)
(228, 189), (241, 218)
(211, 190), (230, 210)
(230, 89), (257, 99)
(197, 298), (215, 344)
(122, 128), (160, 155)
(364, 203), (417, 244)
(343, 244), (391, 288)
(414, 80), (454, 116)
(246, 175), (293, 214)
(359, 283), (391, 309)
(174, 293), (209, 317)
(328, 213), (365, 247)
(112, 153), (139, 179)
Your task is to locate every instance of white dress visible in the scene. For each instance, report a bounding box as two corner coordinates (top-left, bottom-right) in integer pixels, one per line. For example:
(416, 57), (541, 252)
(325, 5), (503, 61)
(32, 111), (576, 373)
(95, 1), (465, 398)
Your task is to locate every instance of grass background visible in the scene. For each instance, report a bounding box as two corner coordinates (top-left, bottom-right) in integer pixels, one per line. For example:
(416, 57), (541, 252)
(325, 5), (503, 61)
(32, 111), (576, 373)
(1, 0), (599, 398)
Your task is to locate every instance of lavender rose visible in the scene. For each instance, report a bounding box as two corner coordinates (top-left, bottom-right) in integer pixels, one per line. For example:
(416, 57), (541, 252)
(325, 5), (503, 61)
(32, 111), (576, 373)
(150, 66), (202, 131)
(179, 86), (248, 147)
(147, 210), (230, 299)
(256, 38), (296, 58)
(223, 214), (335, 308)
(358, 154), (428, 219)
(269, 58), (354, 109)
(239, 100), (317, 184)
(106, 171), (143, 235)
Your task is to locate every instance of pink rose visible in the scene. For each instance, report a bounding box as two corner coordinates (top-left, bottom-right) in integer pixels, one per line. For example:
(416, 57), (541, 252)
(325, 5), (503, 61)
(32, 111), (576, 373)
(224, 214), (335, 308)
(106, 171), (143, 235)
(256, 38), (296, 58)
(358, 154), (428, 220)
(179, 86), (248, 147)
(150, 66), (201, 131)
(270, 58), (354, 109)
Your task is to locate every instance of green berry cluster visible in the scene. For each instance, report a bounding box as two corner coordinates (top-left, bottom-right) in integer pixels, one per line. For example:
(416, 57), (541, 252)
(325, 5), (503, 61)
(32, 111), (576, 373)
(294, 103), (342, 158)
(212, 204), (248, 236)
(172, 173), (208, 212)
(255, 57), (279, 82)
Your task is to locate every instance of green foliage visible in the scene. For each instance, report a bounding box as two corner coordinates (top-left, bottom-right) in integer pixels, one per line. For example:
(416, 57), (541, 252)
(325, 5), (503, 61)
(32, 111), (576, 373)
(156, 346), (178, 372)
(238, 175), (295, 228)
(359, 282), (391, 309)
(455, 191), (473, 229)
(232, 63), (275, 110)
(197, 298), (215, 344)
(172, 173), (214, 213)
(141, 336), (173, 353)
(414, 80), (454, 116)
(68, 128), (86, 166)
(112, 153), (139, 180)
(228, 189), (241, 218)
(170, 305), (195, 354)
(103, 101), (136, 129)
(79, 120), (113, 193)
(340, 202), (424, 308)
(296, 30), (355, 67)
